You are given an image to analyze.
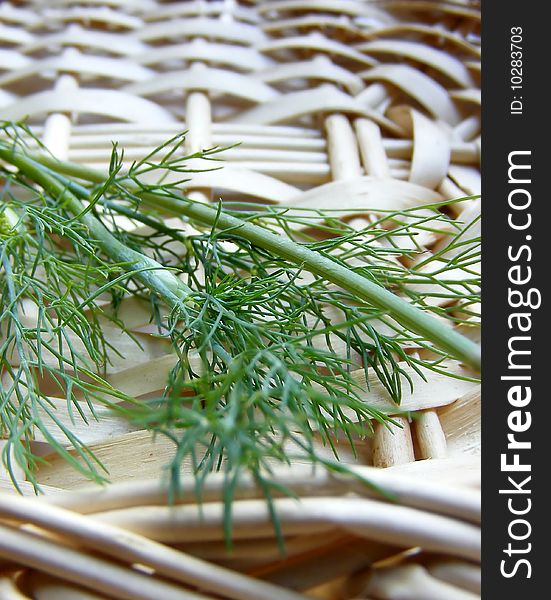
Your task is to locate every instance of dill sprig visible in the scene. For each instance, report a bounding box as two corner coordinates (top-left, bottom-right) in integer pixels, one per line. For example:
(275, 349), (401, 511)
(0, 123), (480, 530)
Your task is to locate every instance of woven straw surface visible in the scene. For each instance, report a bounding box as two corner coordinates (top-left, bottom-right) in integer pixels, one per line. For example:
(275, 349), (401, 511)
(0, 1), (480, 598)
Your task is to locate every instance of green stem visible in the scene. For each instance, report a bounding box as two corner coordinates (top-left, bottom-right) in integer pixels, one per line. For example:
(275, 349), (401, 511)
(0, 145), (192, 308)
(0, 144), (481, 371)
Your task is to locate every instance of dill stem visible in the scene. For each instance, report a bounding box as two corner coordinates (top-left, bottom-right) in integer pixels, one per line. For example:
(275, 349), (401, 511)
(0, 145), (192, 308)
(0, 145), (481, 371)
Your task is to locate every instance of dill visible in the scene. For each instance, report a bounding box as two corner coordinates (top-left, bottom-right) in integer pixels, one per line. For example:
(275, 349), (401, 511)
(0, 123), (480, 535)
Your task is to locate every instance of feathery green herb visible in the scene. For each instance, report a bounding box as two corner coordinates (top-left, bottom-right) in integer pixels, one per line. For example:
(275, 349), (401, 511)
(0, 123), (480, 521)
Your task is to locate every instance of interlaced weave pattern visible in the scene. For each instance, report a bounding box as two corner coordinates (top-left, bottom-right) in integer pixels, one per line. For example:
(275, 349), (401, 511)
(0, 2), (480, 598)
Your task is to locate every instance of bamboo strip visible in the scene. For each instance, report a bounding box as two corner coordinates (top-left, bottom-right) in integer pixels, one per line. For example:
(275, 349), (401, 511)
(384, 456), (480, 488)
(413, 410), (448, 460)
(55, 138), (478, 169)
(91, 496), (480, 560)
(325, 114), (362, 180)
(135, 40), (272, 71)
(355, 563), (479, 600)
(124, 63), (279, 102)
(426, 558), (481, 594)
(0, 88), (177, 124)
(185, 90), (213, 205)
(255, 56), (365, 95)
(372, 417), (415, 468)
(259, 32), (376, 67)
(252, 537), (394, 592)
(438, 388), (481, 458)
(44, 464), (481, 524)
(0, 480), (61, 496)
(360, 64), (462, 125)
(357, 39), (474, 87)
(32, 6), (142, 30)
(19, 24), (147, 57)
(0, 523), (211, 600)
(354, 119), (390, 177)
(233, 85), (403, 134)
(0, 494), (307, 600)
(0, 441), (25, 483)
(176, 532), (349, 565)
(383, 1), (480, 20)
(0, 574), (29, 600)
(28, 573), (112, 600)
(40, 76), (76, 161)
(135, 17), (268, 45)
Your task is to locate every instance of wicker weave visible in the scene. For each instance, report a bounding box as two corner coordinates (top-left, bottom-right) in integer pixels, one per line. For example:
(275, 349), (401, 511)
(0, 1), (480, 598)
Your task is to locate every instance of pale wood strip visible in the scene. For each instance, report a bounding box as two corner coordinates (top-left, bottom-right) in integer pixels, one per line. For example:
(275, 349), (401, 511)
(35, 430), (184, 489)
(185, 90), (212, 204)
(256, 0), (396, 19)
(0, 23), (35, 46)
(41, 75), (76, 161)
(438, 388), (481, 458)
(176, 531), (349, 564)
(450, 88), (481, 106)
(357, 39), (474, 87)
(60, 136), (478, 166)
(203, 147), (326, 163)
(0, 574), (30, 600)
(413, 410), (448, 460)
(325, 114), (362, 180)
(372, 417), (415, 468)
(0, 480), (62, 496)
(20, 24), (147, 56)
(142, 1), (259, 23)
(359, 563), (479, 600)
(44, 464), (481, 524)
(0, 496), (306, 600)
(384, 456), (480, 488)
(135, 40), (272, 71)
(453, 116), (480, 142)
(254, 55), (365, 95)
(409, 110), (451, 189)
(31, 6), (143, 30)
(93, 496), (480, 560)
(427, 558), (481, 594)
(288, 176), (442, 213)
(59, 122), (322, 139)
(344, 361), (477, 417)
(135, 17), (267, 45)
(355, 119), (391, 177)
(7, 321), (172, 377)
(260, 32), (376, 67)
(0, 49), (31, 70)
(28, 573), (111, 600)
(0, 49), (154, 87)
(45, 0), (154, 11)
(233, 86), (403, 134)
(261, 13), (384, 37)
(382, 1), (480, 20)
(0, 524), (210, 600)
(0, 441), (26, 483)
(255, 537), (392, 592)
(124, 63), (279, 103)
(448, 164), (481, 195)
(0, 3), (40, 26)
(140, 159), (300, 202)
(34, 399), (140, 446)
(65, 132), (325, 151)
(360, 64), (462, 125)
(0, 88), (176, 123)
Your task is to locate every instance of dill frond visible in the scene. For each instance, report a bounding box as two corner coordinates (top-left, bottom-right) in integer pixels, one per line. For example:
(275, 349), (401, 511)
(0, 122), (480, 537)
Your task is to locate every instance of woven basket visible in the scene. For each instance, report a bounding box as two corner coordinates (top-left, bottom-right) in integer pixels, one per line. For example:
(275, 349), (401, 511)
(0, 1), (481, 598)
